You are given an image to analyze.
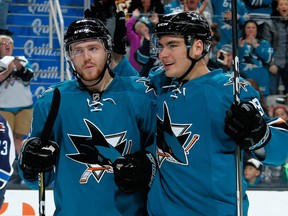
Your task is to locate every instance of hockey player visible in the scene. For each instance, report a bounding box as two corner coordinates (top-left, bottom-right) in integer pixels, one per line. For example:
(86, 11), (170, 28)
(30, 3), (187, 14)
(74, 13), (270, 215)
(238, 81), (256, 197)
(18, 18), (156, 215)
(113, 12), (288, 215)
(0, 114), (15, 208)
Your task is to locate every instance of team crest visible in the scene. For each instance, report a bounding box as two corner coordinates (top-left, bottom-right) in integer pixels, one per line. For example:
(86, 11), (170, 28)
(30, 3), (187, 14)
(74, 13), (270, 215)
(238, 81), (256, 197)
(157, 102), (200, 167)
(136, 77), (157, 95)
(224, 75), (248, 92)
(67, 119), (130, 183)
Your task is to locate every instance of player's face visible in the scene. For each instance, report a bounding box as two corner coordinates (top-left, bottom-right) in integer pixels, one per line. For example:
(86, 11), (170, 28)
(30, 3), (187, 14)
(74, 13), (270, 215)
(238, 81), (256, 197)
(158, 35), (192, 78)
(70, 39), (108, 82)
(158, 35), (205, 79)
(0, 38), (13, 57)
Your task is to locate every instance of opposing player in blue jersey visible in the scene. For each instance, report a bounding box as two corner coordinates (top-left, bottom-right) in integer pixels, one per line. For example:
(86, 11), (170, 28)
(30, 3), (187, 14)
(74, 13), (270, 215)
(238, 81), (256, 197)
(0, 114), (15, 208)
(18, 18), (157, 215)
(113, 12), (288, 215)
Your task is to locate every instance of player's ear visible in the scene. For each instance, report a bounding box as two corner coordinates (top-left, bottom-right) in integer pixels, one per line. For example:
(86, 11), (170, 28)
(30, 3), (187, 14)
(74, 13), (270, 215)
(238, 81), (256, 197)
(196, 39), (204, 54)
(190, 39), (203, 58)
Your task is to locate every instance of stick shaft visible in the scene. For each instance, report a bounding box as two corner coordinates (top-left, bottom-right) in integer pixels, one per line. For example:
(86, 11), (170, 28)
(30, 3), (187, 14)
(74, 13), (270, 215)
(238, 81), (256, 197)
(39, 88), (61, 216)
(231, 1), (243, 216)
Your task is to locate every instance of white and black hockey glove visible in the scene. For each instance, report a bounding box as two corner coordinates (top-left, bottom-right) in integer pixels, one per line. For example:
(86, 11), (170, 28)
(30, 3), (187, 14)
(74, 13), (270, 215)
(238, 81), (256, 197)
(224, 102), (271, 151)
(19, 137), (59, 181)
(112, 151), (157, 193)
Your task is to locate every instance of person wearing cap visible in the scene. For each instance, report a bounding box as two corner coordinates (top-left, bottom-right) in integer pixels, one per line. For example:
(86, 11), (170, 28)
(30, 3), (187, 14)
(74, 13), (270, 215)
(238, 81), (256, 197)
(18, 17), (157, 215)
(244, 158), (263, 186)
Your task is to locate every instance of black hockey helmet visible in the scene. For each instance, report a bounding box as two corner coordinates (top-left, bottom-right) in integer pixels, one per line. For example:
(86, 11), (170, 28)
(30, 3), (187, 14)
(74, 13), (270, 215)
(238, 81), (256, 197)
(64, 17), (112, 57)
(154, 11), (212, 49)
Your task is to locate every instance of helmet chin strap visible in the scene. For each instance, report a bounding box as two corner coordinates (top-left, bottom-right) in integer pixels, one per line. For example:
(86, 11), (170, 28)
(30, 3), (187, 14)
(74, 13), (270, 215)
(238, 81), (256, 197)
(176, 46), (207, 82)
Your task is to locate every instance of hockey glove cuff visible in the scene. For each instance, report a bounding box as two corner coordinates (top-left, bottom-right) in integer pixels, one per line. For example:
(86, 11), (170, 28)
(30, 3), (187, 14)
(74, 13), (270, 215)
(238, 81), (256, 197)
(19, 137), (59, 181)
(224, 102), (271, 151)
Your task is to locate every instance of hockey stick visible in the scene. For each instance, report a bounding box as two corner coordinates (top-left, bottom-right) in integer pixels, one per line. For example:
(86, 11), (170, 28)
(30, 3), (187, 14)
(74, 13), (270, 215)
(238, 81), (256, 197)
(231, 1), (243, 216)
(39, 88), (61, 216)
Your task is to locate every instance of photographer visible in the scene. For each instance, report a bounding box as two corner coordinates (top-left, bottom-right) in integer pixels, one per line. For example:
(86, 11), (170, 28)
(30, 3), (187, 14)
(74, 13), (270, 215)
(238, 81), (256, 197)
(216, 43), (233, 73)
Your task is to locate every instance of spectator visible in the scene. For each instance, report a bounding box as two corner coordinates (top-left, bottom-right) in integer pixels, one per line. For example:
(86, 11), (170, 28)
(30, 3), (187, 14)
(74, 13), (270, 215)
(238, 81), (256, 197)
(0, 35), (34, 185)
(261, 104), (288, 185)
(18, 17), (157, 216)
(0, 114), (15, 208)
(244, 158), (264, 187)
(126, 8), (151, 72)
(163, 0), (184, 14)
(238, 19), (273, 97)
(135, 12), (160, 77)
(183, 0), (212, 24)
(205, 0), (249, 48)
(243, 0), (273, 33)
(84, 0), (139, 76)
(0, 35), (34, 154)
(215, 43), (233, 73)
(262, 0), (288, 95)
(208, 23), (221, 63)
(164, 0), (211, 24)
(272, 105), (288, 124)
(246, 78), (269, 115)
(0, 0), (13, 36)
(128, 0), (164, 18)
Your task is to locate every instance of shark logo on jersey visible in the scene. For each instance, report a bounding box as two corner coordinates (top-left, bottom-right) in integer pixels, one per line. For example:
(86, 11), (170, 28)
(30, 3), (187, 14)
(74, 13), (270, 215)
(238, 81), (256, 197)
(67, 119), (130, 183)
(224, 75), (248, 92)
(156, 102), (200, 167)
(136, 77), (157, 95)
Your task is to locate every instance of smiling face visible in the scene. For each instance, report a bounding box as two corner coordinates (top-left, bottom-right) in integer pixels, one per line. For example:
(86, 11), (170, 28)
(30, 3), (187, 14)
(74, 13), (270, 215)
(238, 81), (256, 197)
(0, 36), (13, 58)
(135, 21), (149, 36)
(158, 34), (206, 80)
(277, 0), (288, 17)
(158, 35), (192, 78)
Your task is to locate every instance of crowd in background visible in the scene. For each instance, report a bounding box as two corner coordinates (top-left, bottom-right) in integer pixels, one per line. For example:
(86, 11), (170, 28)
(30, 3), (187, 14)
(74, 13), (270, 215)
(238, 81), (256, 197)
(1, 0), (288, 190)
